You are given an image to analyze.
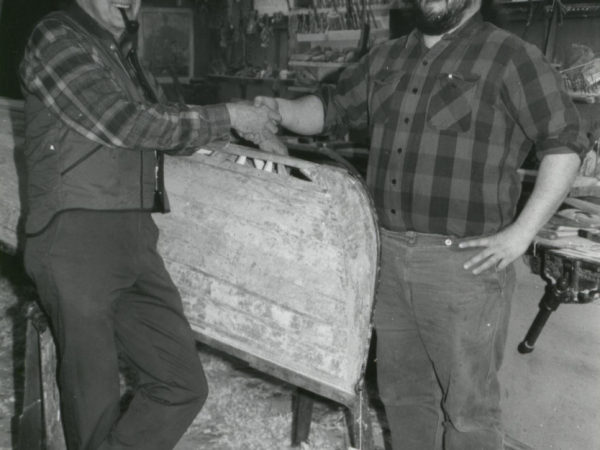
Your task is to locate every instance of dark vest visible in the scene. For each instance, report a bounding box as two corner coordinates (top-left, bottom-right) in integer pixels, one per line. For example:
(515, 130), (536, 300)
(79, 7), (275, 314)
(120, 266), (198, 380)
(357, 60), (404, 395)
(22, 8), (167, 236)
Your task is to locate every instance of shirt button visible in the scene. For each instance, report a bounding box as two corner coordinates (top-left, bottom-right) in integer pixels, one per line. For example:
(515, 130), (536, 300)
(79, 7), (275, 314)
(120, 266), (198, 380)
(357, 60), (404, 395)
(391, 209), (396, 215)
(423, 60), (428, 66)
(110, 44), (116, 51)
(391, 179), (397, 185)
(404, 118), (410, 124)
(412, 88), (418, 94)
(444, 238), (452, 246)
(397, 147), (403, 153)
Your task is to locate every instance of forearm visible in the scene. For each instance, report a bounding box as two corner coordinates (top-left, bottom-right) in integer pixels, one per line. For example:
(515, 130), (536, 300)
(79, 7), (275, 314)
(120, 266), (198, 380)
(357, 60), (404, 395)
(274, 96), (325, 135)
(513, 152), (581, 237)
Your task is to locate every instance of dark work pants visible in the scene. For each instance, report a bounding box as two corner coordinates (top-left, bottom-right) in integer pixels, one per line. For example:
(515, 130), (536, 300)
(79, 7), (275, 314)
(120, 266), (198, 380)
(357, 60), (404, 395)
(24, 210), (208, 450)
(374, 229), (516, 450)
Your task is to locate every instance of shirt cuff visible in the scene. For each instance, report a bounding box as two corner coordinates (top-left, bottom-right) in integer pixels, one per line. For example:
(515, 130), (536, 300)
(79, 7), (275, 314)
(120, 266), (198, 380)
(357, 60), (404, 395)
(317, 85), (347, 136)
(536, 137), (589, 162)
(202, 104), (231, 141)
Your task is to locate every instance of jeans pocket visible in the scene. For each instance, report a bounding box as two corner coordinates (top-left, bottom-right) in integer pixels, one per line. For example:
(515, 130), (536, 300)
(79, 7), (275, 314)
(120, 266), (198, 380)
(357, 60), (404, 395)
(24, 214), (64, 274)
(496, 262), (516, 299)
(478, 268), (505, 300)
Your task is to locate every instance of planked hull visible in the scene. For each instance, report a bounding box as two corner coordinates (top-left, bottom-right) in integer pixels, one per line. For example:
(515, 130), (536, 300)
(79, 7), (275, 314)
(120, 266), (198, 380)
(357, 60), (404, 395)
(156, 143), (379, 404)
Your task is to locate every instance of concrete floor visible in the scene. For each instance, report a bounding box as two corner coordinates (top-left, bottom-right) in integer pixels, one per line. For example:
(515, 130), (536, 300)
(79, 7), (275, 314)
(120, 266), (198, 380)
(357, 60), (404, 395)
(500, 258), (600, 450)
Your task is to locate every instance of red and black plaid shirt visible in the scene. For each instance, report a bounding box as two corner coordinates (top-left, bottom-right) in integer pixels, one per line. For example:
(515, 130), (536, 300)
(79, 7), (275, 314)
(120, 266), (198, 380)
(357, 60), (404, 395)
(322, 14), (588, 237)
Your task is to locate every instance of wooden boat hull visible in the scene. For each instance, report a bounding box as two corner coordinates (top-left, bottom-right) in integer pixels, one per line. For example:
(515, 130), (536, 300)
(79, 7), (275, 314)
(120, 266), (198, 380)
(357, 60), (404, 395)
(156, 143), (379, 405)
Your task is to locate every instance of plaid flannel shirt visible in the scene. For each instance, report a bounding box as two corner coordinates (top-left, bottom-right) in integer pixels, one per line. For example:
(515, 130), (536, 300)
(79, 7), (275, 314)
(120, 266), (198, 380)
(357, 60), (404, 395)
(322, 14), (588, 237)
(19, 5), (231, 154)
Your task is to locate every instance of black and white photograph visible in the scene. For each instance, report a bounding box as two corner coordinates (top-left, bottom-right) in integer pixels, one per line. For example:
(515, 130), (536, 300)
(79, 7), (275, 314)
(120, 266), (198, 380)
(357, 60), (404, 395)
(0, 1), (599, 449)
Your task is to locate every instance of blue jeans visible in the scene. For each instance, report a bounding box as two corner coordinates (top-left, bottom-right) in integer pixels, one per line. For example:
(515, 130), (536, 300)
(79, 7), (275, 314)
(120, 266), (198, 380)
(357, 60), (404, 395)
(374, 229), (515, 450)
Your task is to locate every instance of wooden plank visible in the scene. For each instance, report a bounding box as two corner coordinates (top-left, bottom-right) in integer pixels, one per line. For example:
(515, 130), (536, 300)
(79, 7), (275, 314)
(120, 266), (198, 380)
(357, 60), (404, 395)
(17, 321), (43, 450)
(291, 389), (314, 446)
(564, 196), (600, 215)
(40, 325), (66, 450)
(0, 98), (24, 252)
(156, 142), (379, 404)
(345, 384), (374, 450)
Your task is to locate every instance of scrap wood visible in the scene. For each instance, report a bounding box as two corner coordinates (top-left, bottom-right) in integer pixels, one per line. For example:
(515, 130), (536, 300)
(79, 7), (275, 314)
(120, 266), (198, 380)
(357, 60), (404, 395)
(556, 207), (600, 228)
(563, 197), (600, 217)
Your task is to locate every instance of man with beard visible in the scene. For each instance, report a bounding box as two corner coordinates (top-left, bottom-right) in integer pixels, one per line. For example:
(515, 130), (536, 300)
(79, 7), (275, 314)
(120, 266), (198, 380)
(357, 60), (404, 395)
(19, 0), (283, 449)
(253, 0), (587, 448)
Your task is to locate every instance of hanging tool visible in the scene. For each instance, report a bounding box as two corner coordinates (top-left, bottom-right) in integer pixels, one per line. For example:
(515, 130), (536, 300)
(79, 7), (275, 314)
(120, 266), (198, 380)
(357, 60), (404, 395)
(345, 0), (359, 29)
(310, 0), (323, 33)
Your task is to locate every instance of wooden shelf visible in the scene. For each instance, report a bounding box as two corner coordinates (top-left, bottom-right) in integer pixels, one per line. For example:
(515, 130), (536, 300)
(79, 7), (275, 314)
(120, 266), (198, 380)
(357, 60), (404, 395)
(288, 60), (355, 80)
(296, 27), (388, 42)
(206, 75), (295, 84)
(287, 85), (319, 93)
(289, 4), (389, 79)
(290, 4), (390, 15)
(289, 60), (349, 68)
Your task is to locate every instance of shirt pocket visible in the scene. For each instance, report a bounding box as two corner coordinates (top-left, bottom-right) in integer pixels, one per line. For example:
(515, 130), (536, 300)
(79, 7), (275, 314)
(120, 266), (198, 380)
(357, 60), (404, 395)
(427, 72), (480, 133)
(370, 71), (406, 125)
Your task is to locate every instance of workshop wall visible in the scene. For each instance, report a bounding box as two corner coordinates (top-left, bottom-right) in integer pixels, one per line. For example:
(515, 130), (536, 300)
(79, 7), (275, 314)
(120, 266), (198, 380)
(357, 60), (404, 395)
(142, 0), (290, 105)
(194, 0), (290, 104)
(0, 0), (66, 99)
(140, 0), (209, 80)
(0, 0), (290, 104)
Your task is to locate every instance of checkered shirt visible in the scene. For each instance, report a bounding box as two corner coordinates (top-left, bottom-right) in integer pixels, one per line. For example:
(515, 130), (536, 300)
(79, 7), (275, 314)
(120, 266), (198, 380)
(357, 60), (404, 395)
(322, 14), (588, 237)
(19, 5), (231, 154)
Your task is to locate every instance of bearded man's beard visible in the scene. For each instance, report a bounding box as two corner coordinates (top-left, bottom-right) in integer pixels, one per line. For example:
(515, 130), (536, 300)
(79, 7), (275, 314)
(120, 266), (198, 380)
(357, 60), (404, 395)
(411, 0), (474, 35)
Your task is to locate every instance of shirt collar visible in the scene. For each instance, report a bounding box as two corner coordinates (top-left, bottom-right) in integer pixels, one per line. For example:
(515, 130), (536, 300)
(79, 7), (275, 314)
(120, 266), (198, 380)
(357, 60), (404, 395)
(405, 11), (484, 49)
(442, 12), (484, 41)
(65, 3), (138, 53)
(65, 2), (124, 45)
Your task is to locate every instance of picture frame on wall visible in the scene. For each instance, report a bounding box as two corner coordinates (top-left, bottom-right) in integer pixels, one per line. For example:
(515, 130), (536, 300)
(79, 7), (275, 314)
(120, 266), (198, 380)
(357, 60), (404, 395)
(138, 7), (194, 82)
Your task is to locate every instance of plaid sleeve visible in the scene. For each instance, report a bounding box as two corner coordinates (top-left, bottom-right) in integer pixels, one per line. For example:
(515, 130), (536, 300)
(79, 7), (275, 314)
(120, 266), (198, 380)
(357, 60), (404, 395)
(19, 17), (231, 152)
(147, 70), (169, 104)
(320, 52), (372, 136)
(502, 40), (589, 160)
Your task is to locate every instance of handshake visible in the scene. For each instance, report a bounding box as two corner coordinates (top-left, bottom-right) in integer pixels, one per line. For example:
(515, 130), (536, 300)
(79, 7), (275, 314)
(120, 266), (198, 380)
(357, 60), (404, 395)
(227, 97), (287, 156)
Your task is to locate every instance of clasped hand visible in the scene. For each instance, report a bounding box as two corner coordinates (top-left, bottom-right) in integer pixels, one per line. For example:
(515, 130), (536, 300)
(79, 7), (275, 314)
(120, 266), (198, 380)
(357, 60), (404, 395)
(228, 101), (287, 155)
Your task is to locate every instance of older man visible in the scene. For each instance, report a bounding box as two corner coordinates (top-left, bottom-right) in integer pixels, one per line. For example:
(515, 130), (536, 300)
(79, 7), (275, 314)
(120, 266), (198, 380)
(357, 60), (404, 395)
(19, 0), (282, 449)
